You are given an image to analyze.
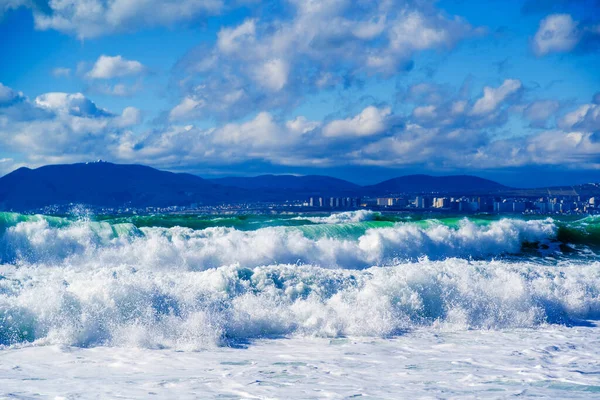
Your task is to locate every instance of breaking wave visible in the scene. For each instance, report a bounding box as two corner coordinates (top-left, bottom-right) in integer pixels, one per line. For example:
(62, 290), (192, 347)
(0, 212), (558, 268)
(1, 211), (599, 349)
(301, 210), (380, 224)
(1, 260), (599, 349)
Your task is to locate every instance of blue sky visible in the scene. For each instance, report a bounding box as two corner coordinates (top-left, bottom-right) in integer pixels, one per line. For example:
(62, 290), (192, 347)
(0, 0), (599, 186)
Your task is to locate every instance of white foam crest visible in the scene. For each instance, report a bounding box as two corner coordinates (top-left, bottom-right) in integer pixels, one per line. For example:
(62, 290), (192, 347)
(1, 259), (599, 349)
(303, 210), (379, 224)
(0, 218), (557, 269)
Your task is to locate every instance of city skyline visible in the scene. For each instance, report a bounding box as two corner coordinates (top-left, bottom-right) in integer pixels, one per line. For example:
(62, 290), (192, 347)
(1, 0), (599, 187)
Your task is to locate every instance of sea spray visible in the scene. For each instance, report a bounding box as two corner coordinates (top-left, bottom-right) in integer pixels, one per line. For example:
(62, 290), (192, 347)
(0, 214), (558, 268)
(1, 211), (599, 350)
(1, 260), (600, 349)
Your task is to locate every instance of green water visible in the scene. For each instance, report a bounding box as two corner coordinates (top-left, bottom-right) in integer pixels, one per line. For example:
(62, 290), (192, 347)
(1, 210), (599, 247)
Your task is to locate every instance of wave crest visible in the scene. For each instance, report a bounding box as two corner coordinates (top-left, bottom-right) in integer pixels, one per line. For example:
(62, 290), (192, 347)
(303, 210), (380, 224)
(1, 260), (599, 349)
(0, 217), (557, 268)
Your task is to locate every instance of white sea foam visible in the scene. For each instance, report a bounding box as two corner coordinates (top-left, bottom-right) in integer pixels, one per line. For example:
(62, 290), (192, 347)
(1, 215), (595, 351)
(3, 330), (600, 399)
(1, 258), (599, 349)
(0, 217), (557, 269)
(303, 210), (379, 223)
(0, 214), (599, 398)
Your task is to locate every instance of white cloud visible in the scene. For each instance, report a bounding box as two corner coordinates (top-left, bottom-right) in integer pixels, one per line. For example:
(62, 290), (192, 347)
(352, 16), (386, 40)
(20, 0), (225, 38)
(286, 116), (320, 135)
(253, 59), (289, 91)
(533, 14), (580, 56)
(114, 107), (142, 128)
(323, 106), (392, 137)
(217, 19), (256, 53)
(522, 100), (560, 127)
(413, 105), (437, 119)
(0, 84), (142, 165)
(35, 92), (111, 117)
(389, 11), (471, 51)
(4, 79), (599, 175)
(86, 55), (145, 79)
(169, 97), (206, 121)
(470, 79), (522, 116)
(0, 83), (21, 104)
(52, 67), (71, 78)
(559, 104), (600, 132)
(212, 112), (281, 146)
(172, 2), (481, 120)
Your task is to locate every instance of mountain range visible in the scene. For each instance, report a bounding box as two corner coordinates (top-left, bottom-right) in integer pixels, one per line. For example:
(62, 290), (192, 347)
(0, 161), (556, 211)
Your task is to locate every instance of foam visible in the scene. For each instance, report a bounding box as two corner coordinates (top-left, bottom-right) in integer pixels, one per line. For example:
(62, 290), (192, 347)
(302, 210), (379, 224)
(1, 258), (599, 349)
(0, 216), (557, 269)
(1, 213), (594, 349)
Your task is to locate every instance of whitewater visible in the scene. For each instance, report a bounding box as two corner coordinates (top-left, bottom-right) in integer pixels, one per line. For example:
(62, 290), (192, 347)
(1, 211), (600, 398)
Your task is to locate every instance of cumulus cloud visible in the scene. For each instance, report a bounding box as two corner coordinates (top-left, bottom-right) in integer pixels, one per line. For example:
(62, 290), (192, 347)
(559, 103), (600, 132)
(470, 79), (523, 116)
(169, 97), (205, 121)
(253, 59), (289, 92)
(171, 0), (482, 121)
(8, 0), (226, 38)
(3, 79), (599, 176)
(114, 106), (142, 128)
(347, 81), (600, 170)
(522, 100), (560, 127)
(35, 92), (112, 117)
(533, 13), (600, 56)
(533, 14), (580, 56)
(0, 82), (23, 105)
(407, 79), (523, 131)
(0, 83), (142, 165)
(86, 55), (145, 79)
(323, 106), (392, 138)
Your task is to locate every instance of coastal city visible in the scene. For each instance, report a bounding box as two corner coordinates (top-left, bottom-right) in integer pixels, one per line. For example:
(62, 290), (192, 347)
(34, 192), (597, 216)
(302, 194), (598, 214)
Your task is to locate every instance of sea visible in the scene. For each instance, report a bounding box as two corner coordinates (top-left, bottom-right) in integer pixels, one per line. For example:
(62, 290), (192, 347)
(1, 210), (599, 399)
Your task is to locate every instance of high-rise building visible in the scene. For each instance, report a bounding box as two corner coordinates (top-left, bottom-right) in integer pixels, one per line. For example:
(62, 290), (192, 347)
(415, 196), (431, 209)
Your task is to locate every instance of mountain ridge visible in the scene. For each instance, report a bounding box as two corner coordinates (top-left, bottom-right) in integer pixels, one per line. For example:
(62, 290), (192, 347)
(363, 174), (509, 195)
(0, 162), (534, 211)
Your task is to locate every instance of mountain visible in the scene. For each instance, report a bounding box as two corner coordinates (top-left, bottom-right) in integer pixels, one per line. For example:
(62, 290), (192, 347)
(0, 162), (516, 211)
(0, 162), (245, 210)
(210, 175), (359, 192)
(208, 175), (361, 202)
(363, 174), (509, 195)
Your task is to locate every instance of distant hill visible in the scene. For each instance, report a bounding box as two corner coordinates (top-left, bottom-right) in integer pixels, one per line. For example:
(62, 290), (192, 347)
(0, 162), (528, 211)
(208, 175), (361, 202)
(210, 175), (359, 192)
(363, 174), (509, 195)
(0, 162), (245, 210)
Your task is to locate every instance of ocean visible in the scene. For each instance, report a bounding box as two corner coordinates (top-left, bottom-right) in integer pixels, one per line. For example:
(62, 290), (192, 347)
(1, 210), (599, 398)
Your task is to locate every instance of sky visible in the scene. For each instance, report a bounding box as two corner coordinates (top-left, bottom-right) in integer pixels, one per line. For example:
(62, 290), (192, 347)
(0, 0), (599, 187)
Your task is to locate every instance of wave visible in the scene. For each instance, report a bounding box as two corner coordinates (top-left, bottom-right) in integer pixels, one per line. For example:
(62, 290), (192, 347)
(1, 259), (599, 349)
(302, 210), (380, 224)
(0, 213), (558, 268)
(1, 212), (599, 349)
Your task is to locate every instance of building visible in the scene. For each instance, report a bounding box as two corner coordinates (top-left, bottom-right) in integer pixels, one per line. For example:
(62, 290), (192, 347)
(377, 197), (399, 207)
(415, 196), (431, 209)
(433, 197), (449, 208)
